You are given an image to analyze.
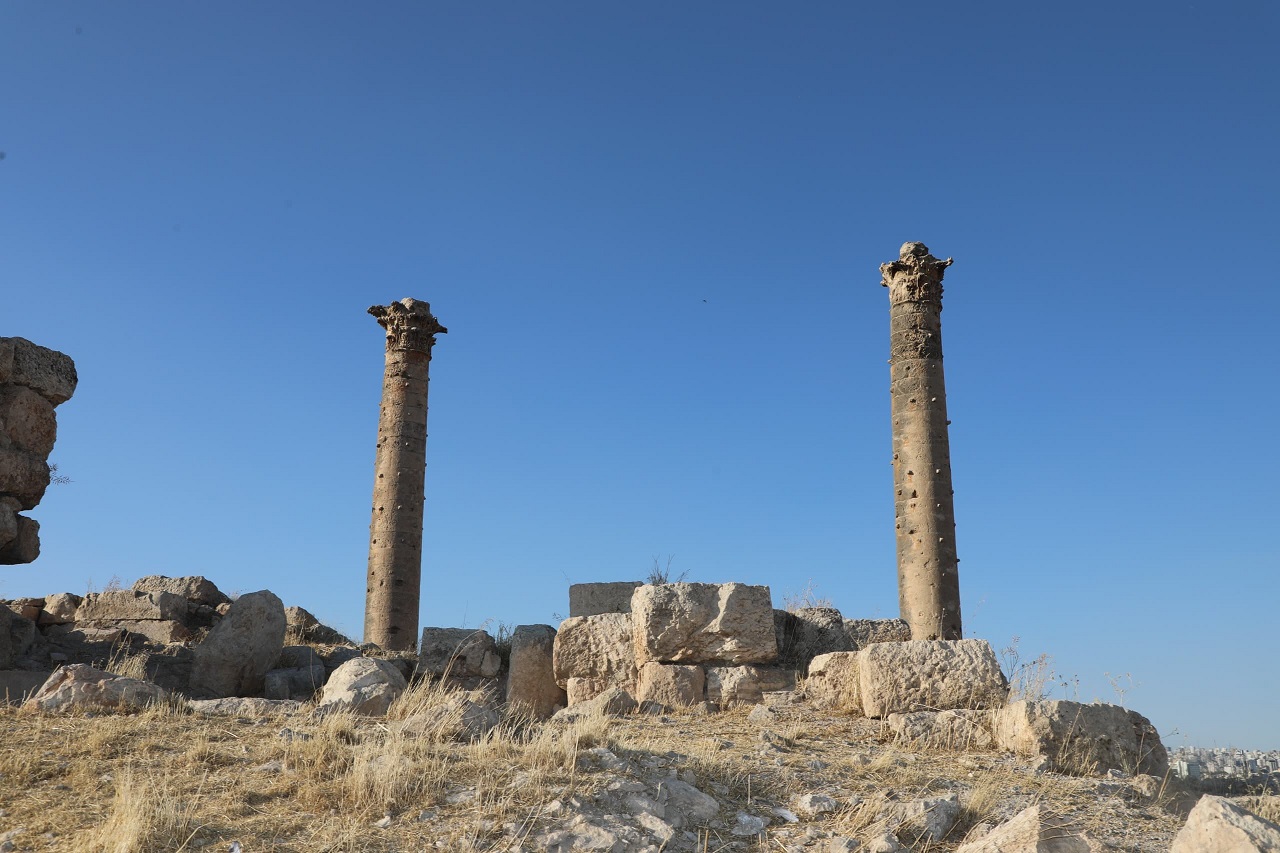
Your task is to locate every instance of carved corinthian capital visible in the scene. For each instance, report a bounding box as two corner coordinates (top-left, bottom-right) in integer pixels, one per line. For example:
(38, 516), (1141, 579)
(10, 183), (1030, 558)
(369, 298), (448, 354)
(880, 242), (953, 307)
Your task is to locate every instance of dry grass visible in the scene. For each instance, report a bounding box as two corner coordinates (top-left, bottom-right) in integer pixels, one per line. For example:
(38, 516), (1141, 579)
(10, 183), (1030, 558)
(0, 685), (1190, 852)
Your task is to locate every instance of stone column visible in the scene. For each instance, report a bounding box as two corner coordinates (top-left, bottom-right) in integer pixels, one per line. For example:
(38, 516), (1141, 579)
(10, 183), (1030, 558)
(365, 299), (446, 650)
(880, 242), (962, 640)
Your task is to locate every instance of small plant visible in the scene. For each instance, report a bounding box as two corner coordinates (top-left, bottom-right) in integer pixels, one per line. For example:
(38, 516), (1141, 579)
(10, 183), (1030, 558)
(646, 554), (687, 585)
(1105, 671), (1138, 708)
(782, 579), (834, 612)
(49, 462), (72, 485)
(999, 636), (1058, 702)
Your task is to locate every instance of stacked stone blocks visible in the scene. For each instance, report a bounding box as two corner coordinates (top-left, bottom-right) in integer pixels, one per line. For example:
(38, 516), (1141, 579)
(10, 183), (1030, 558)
(0, 337), (77, 564)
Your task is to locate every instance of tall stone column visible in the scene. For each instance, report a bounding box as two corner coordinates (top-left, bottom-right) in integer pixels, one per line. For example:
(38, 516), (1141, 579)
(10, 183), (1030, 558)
(365, 299), (446, 651)
(880, 242), (962, 640)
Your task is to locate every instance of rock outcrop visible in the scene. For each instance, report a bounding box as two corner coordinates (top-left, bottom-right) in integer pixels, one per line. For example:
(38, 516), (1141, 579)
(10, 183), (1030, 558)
(993, 699), (1168, 777)
(1169, 794), (1280, 852)
(0, 337), (77, 564)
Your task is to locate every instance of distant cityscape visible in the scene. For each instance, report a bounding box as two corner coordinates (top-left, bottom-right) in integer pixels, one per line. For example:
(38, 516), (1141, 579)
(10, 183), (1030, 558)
(1170, 746), (1280, 793)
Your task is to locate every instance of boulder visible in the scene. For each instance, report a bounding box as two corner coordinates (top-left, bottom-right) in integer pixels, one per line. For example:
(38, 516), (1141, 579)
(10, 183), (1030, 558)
(24, 664), (168, 713)
(189, 590), (286, 698)
(883, 794), (961, 843)
(657, 778), (721, 827)
(887, 709), (994, 750)
(76, 590), (188, 622)
(0, 385), (57, 456)
(37, 592), (82, 625)
(553, 613), (635, 692)
(955, 804), (1097, 852)
(632, 582), (777, 665)
(858, 639), (1006, 718)
(844, 618), (912, 649)
(566, 676), (613, 705)
(993, 700), (1168, 777)
(636, 662), (705, 709)
(805, 652), (862, 713)
(704, 665), (795, 707)
(1170, 794), (1280, 852)
(131, 575), (231, 608)
(0, 337), (79, 405)
(0, 500), (16, 548)
(0, 448), (48, 510)
(284, 605), (350, 645)
(568, 581), (643, 617)
(264, 663), (326, 700)
(416, 628), (501, 679)
(505, 624), (566, 719)
(774, 607), (855, 672)
(0, 514), (40, 564)
(315, 657), (407, 716)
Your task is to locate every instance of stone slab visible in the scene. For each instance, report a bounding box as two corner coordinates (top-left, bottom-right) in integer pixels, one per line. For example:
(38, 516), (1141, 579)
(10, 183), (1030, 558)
(505, 624), (566, 719)
(0, 337), (78, 405)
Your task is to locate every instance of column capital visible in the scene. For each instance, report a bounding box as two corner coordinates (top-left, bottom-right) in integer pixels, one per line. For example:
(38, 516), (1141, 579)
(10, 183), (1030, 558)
(880, 242), (953, 306)
(369, 298), (448, 353)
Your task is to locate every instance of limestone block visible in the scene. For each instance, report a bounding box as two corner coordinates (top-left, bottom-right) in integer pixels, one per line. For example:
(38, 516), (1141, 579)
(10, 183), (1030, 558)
(705, 665), (795, 707)
(858, 639), (1006, 718)
(993, 700), (1168, 777)
(0, 447), (49, 510)
(955, 804), (1098, 852)
(0, 385), (57, 456)
(0, 337), (78, 405)
(806, 652), (862, 713)
(189, 590), (286, 698)
(775, 607), (855, 672)
(550, 685), (637, 723)
(0, 522), (31, 564)
(316, 657), (407, 716)
(284, 605), (350, 644)
(1170, 794), (1280, 852)
(0, 500), (15, 548)
(76, 590), (188, 622)
(24, 664), (168, 713)
(632, 582), (777, 665)
(111, 620), (192, 644)
(1, 670), (51, 704)
(553, 613), (635, 688)
(566, 676), (625, 705)
(264, 664), (326, 700)
(132, 575), (231, 608)
(636, 661), (705, 709)
(844, 618), (911, 649)
(887, 709), (994, 750)
(416, 628), (501, 679)
(883, 794), (961, 843)
(505, 624), (566, 720)
(6, 600), (41, 621)
(37, 592), (82, 625)
(569, 581), (643, 617)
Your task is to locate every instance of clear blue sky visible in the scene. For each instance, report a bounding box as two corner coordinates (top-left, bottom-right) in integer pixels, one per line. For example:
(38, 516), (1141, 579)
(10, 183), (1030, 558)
(3, 2), (1276, 749)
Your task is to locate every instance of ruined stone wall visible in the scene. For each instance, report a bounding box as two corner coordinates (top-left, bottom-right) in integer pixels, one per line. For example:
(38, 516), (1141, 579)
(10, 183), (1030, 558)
(0, 338), (77, 564)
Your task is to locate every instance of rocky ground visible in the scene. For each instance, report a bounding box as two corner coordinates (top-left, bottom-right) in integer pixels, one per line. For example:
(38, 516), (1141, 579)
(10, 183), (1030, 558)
(5, 680), (1267, 853)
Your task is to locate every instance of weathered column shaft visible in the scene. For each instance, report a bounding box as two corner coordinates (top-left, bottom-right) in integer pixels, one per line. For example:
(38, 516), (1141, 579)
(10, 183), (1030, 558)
(881, 242), (962, 640)
(365, 299), (446, 650)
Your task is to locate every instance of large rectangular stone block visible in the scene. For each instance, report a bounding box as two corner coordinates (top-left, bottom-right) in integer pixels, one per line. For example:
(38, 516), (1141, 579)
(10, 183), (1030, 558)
(552, 613), (634, 688)
(993, 699), (1168, 777)
(0, 386), (57, 456)
(505, 624), (566, 719)
(0, 515), (39, 564)
(632, 582), (778, 665)
(636, 661), (705, 709)
(416, 628), (501, 679)
(705, 665), (795, 706)
(843, 618), (911, 649)
(805, 651), (861, 713)
(858, 639), (1006, 718)
(0, 447), (50, 510)
(568, 581), (643, 617)
(0, 338), (78, 405)
(75, 590), (188, 622)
